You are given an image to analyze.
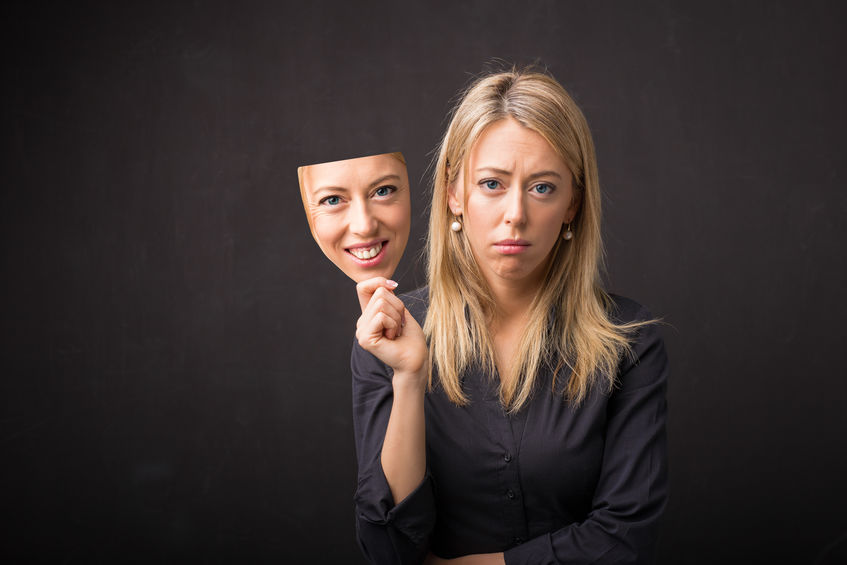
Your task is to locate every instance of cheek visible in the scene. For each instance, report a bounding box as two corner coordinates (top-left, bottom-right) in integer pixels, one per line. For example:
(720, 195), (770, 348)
(537, 207), (568, 243)
(460, 210), (491, 258)
(312, 214), (347, 254)
(463, 195), (496, 235)
(379, 204), (410, 234)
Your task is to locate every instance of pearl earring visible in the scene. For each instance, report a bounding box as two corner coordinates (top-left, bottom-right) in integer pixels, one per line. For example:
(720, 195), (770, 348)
(563, 222), (573, 241)
(451, 218), (463, 232)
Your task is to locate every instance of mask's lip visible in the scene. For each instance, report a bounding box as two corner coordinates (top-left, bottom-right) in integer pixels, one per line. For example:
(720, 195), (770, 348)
(344, 239), (387, 251)
(345, 240), (389, 266)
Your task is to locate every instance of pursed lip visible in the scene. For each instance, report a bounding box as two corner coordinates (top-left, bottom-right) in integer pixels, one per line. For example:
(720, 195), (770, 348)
(493, 238), (531, 255)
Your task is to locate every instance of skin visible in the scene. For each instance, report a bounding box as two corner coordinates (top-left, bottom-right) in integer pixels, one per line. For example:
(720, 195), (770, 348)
(356, 118), (578, 564)
(299, 153), (411, 283)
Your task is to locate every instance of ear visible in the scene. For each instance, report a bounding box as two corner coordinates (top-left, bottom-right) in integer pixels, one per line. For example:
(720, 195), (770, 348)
(446, 165), (464, 216)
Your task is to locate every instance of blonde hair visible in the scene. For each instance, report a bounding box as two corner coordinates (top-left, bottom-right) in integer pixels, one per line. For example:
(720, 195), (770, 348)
(424, 67), (652, 412)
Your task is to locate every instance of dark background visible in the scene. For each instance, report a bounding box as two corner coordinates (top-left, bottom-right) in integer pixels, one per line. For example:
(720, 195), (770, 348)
(3, 1), (846, 563)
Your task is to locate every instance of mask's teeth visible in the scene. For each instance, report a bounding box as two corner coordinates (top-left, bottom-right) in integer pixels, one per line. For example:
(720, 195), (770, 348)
(350, 242), (382, 259)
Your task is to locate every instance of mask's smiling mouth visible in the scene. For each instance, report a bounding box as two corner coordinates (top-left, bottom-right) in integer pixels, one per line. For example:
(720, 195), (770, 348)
(345, 240), (389, 265)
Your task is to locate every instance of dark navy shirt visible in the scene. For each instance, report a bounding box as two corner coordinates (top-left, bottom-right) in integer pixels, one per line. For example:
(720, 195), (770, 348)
(352, 287), (669, 565)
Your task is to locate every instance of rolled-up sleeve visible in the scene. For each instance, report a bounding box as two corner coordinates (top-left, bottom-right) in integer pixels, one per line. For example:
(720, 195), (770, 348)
(505, 309), (669, 565)
(351, 339), (436, 564)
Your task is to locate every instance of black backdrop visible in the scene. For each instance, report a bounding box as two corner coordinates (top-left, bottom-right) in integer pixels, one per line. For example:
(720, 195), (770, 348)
(3, 1), (846, 563)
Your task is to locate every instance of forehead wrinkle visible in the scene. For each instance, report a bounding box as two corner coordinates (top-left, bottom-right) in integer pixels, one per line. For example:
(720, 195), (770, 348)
(475, 166), (513, 176)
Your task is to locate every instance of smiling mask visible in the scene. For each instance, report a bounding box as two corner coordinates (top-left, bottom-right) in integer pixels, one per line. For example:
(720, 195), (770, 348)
(298, 152), (411, 282)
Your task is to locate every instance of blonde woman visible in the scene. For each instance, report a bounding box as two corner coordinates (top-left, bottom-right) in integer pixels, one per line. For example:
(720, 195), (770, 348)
(352, 68), (669, 565)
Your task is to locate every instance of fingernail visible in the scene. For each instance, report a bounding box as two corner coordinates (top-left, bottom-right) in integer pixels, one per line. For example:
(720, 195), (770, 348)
(386, 280), (398, 289)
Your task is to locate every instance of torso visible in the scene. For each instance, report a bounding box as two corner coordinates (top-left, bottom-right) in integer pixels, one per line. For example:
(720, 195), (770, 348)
(391, 286), (660, 558)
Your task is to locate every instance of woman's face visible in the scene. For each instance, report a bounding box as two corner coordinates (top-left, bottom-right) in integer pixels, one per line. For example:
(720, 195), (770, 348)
(300, 153), (411, 282)
(448, 118), (579, 290)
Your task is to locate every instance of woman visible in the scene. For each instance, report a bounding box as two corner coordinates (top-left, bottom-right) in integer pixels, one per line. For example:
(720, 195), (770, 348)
(352, 68), (669, 565)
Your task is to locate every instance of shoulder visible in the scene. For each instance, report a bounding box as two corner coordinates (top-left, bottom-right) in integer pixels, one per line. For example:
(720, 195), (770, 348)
(605, 293), (655, 325)
(398, 285), (429, 325)
(605, 293), (668, 387)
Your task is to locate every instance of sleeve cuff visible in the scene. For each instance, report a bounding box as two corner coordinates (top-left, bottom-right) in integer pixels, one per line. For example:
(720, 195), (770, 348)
(503, 533), (556, 565)
(355, 461), (436, 546)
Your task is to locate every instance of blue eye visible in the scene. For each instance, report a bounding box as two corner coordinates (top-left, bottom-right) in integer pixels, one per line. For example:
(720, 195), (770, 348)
(533, 183), (554, 194)
(321, 195), (341, 206)
(374, 185), (396, 197)
(483, 180), (500, 190)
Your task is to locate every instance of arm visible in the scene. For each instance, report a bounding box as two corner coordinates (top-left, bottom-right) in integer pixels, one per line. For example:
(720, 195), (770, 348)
(505, 311), (669, 565)
(382, 368), (427, 505)
(424, 553), (505, 564)
(352, 282), (434, 564)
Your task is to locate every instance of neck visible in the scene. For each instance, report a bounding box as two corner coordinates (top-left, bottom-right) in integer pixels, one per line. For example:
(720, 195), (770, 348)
(486, 275), (541, 326)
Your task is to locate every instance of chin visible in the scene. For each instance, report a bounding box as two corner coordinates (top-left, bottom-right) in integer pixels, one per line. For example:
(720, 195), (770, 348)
(345, 263), (396, 284)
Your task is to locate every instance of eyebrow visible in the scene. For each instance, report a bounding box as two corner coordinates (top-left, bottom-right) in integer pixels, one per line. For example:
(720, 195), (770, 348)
(475, 167), (563, 181)
(313, 174), (403, 196)
(366, 174), (402, 189)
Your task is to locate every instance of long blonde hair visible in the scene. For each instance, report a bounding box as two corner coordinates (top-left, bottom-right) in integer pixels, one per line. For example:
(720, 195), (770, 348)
(424, 67), (651, 412)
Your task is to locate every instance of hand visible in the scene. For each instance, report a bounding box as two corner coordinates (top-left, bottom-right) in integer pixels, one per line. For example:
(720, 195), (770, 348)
(355, 281), (428, 381)
(356, 277), (405, 339)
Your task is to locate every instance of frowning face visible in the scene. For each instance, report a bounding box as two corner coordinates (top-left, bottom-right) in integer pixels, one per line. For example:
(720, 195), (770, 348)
(448, 118), (579, 292)
(299, 153), (411, 282)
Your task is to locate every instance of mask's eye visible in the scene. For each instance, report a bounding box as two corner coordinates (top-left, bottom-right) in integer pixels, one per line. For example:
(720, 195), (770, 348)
(374, 185), (397, 197)
(320, 195), (342, 206)
(482, 179), (500, 190)
(532, 183), (554, 194)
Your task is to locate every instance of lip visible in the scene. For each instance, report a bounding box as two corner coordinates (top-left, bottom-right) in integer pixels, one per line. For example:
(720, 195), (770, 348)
(493, 239), (531, 255)
(345, 239), (389, 266)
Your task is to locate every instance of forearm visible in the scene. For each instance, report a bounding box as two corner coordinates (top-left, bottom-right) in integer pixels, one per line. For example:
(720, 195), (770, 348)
(425, 552), (505, 565)
(381, 370), (427, 505)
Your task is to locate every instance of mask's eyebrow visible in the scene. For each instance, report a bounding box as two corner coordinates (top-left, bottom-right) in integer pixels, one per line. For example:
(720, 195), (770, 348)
(312, 185), (350, 196)
(367, 174), (402, 189)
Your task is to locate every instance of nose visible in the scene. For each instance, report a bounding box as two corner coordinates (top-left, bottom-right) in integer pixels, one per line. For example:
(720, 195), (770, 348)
(503, 186), (527, 226)
(349, 197), (378, 236)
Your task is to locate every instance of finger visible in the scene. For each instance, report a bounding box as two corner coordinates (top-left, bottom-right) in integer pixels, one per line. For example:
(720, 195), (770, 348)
(360, 295), (404, 341)
(356, 277), (399, 312)
(357, 310), (400, 348)
(367, 286), (405, 317)
(378, 302), (404, 341)
(362, 288), (405, 323)
(359, 285), (407, 341)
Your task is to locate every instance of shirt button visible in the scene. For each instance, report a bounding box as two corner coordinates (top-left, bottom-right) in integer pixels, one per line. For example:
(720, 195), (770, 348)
(504, 453), (512, 462)
(507, 489), (515, 499)
(514, 537), (524, 545)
